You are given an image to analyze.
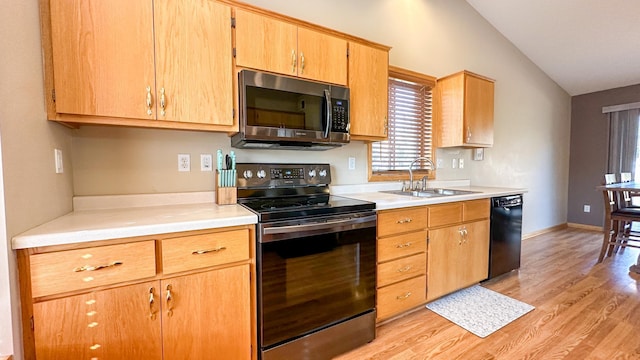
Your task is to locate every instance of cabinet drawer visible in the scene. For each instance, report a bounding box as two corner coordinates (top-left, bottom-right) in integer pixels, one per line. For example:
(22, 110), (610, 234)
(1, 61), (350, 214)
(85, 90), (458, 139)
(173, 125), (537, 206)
(428, 203), (463, 228)
(464, 199), (489, 221)
(378, 230), (427, 262)
(377, 275), (426, 320)
(30, 241), (156, 298)
(378, 207), (427, 237)
(378, 253), (426, 288)
(161, 229), (249, 274)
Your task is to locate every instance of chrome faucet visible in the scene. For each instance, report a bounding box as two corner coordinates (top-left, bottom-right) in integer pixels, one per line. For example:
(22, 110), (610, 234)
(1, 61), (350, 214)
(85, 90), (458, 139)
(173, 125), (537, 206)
(409, 157), (435, 191)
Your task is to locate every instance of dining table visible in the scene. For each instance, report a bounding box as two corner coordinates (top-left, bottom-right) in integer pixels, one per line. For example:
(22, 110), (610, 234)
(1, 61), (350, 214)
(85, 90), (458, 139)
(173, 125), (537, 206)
(597, 181), (640, 273)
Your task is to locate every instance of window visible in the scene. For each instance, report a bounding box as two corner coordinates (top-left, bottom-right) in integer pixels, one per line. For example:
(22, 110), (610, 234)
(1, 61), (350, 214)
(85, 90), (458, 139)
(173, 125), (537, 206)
(369, 66), (436, 182)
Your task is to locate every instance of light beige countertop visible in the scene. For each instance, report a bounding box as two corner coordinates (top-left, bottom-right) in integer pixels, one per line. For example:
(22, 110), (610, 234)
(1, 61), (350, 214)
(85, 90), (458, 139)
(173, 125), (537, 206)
(12, 192), (257, 250)
(339, 185), (526, 211)
(12, 184), (526, 250)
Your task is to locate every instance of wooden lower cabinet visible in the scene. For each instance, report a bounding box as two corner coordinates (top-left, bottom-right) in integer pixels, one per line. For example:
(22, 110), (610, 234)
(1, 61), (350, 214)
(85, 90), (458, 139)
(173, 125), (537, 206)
(32, 265), (251, 360)
(377, 275), (427, 320)
(376, 206), (428, 321)
(427, 219), (489, 301)
(33, 281), (162, 360)
(20, 226), (255, 360)
(162, 265), (251, 360)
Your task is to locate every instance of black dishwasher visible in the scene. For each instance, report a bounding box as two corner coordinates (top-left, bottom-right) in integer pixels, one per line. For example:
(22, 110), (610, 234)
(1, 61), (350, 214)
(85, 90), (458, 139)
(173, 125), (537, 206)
(488, 194), (523, 279)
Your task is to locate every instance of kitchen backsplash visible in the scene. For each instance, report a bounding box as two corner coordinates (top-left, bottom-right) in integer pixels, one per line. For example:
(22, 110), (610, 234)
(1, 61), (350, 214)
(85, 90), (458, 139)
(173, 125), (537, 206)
(71, 126), (475, 196)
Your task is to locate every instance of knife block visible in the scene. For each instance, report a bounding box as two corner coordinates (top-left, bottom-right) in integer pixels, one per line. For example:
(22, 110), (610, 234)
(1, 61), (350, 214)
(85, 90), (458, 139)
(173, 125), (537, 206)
(215, 170), (237, 205)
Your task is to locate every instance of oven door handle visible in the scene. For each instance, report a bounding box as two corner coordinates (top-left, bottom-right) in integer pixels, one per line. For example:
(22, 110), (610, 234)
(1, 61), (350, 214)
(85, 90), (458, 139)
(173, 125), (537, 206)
(263, 214), (376, 235)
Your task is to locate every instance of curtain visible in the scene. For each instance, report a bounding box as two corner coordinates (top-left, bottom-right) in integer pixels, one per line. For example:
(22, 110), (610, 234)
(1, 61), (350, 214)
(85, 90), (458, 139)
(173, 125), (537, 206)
(607, 108), (640, 178)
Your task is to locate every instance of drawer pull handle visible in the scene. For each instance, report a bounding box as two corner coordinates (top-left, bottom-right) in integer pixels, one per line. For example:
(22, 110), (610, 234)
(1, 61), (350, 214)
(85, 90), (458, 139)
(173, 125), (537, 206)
(73, 261), (123, 273)
(397, 292), (412, 300)
(149, 287), (157, 320)
(146, 86), (153, 116)
(397, 265), (412, 273)
(396, 242), (413, 248)
(396, 218), (412, 224)
(192, 246), (227, 255)
(166, 284), (173, 317)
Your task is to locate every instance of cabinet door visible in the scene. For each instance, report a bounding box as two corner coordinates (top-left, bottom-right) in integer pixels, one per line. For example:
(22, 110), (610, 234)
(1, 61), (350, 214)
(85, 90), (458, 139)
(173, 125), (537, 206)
(459, 220), (490, 285)
(162, 265), (251, 360)
(49, 0), (155, 119)
(437, 74), (465, 147)
(427, 225), (464, 300)
(154, 0), (233, 125)
(464, 75), (494, 146)
(235, 10), (298, 76)
(297, 28), (347, 85)
(33, 281), (162, 360)
(348, 42), (389, 140)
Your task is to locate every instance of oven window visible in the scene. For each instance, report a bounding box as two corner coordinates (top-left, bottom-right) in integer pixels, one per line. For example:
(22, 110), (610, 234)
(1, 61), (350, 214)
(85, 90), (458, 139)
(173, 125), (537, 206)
(258, 226), (376, 348)
(246, 86), (323, 131)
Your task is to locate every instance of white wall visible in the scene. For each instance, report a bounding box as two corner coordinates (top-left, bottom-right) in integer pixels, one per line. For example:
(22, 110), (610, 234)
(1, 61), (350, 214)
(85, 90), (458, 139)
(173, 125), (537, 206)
(1, 1), (75, 358)
(1, 0), (572, 357)
(235, 0), (572, 234)
(73, 0), (571, 235)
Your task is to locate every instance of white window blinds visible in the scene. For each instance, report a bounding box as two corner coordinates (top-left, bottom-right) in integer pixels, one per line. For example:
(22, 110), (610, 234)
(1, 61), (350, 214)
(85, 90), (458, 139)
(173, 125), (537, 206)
(371, 77), (433, 173)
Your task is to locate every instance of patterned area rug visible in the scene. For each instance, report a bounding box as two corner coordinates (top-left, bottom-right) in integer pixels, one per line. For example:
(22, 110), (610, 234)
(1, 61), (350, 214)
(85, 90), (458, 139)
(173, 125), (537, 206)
(426, 285), (535, 338)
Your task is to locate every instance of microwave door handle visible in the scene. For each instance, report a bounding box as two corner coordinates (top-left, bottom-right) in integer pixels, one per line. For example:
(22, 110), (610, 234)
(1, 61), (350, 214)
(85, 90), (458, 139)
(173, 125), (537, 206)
(323, 89), (332, 138)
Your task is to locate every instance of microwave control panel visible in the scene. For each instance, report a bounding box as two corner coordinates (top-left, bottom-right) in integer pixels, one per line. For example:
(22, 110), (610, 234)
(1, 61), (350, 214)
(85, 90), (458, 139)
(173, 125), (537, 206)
(332, 99), (349, 132)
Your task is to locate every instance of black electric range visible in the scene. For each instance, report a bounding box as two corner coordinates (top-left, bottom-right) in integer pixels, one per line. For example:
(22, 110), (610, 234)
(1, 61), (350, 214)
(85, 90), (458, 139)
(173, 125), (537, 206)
(236, 163), (375, 222)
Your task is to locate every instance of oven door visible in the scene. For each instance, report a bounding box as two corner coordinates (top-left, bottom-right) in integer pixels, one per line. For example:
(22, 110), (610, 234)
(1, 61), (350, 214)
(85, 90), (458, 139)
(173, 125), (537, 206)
(257, 212), (376, 351)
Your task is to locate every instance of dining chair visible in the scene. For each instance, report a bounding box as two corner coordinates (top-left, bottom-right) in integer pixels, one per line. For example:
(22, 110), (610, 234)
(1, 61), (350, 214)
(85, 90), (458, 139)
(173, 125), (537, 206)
(620, 172), (640, 207)
(599, 173), (640, 262)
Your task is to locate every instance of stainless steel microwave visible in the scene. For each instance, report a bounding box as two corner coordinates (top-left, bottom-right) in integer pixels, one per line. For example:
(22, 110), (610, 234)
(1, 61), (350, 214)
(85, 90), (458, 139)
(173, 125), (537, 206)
(231, 70), (350, 150)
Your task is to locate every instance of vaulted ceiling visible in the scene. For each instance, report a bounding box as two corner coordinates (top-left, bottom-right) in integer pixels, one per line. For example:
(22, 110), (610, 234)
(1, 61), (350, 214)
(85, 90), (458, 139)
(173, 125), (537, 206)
(466, 0), (640, 96)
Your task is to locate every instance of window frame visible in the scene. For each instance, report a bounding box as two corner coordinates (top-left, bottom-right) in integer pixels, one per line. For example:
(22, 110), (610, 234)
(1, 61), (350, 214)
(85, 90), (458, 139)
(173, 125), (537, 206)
(368, 66), (437, 182)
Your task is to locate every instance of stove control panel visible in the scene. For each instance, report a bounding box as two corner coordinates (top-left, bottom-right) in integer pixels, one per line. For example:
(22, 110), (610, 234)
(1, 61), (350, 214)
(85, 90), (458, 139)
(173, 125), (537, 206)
(237, 163), (331, 188)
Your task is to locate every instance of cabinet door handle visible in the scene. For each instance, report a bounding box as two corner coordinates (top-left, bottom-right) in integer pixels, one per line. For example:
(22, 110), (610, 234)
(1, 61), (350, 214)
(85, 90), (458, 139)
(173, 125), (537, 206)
(149, 287), (157, 320)
(160, 87), (166, 116)
(146, 86), (153, 116)
(291, 50), (297, 73)
(466, 126), (472, 142)
(166, 284), (173, 317)
(397, 265), (412, 273)
(396, 292), (412, 300)
(396, 242), (412, 248)
(300, 52), (305, 74)
(73, 261), (122, 273)
(192, 246), (226, 255)
(396, 218), (412, 224)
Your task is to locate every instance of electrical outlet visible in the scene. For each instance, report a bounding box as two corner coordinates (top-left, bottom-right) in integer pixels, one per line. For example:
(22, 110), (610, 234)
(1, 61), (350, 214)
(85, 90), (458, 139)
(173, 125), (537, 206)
(348, 157), (356, 170)
(459, 158), (464, 169)
(452, 158), (457, 169)
(436, 159), (443, 169)
(583, 205), (591, 213)
(200, 154), (213, 172)
(54, 149), (63, 174)
(178, 154), (190, 172)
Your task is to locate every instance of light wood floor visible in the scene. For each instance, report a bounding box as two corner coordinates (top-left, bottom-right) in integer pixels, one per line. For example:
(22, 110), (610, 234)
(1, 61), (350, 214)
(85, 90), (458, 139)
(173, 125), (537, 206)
(335, 227), (640, 360)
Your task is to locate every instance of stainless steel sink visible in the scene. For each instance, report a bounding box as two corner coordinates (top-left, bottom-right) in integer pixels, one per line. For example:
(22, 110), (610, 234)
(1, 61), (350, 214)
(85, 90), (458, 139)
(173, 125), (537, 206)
(381, 188), (479, 197)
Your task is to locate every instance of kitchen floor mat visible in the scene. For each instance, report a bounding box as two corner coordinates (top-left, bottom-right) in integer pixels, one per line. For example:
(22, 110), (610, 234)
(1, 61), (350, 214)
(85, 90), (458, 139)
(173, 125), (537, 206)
(426, 285), (535, 338)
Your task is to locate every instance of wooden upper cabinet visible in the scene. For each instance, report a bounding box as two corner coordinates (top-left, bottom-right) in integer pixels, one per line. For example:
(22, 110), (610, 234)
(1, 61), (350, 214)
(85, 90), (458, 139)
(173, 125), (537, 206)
(49, 0), (155, 119)
(348, 42), (389, 140)
(234, 9), (298, 77)
(437, 71), (494, 148)
(46, 0), (234, 129)
(154, 0), (233, 125)
(234, 9), (348, 85)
